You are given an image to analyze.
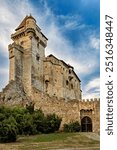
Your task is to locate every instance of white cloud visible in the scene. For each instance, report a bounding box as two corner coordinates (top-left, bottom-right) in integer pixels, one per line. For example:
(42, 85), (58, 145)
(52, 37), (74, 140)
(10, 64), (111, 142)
(90, 36), (100, 50)
(0, 68), (9, 90)
(85, 78), (100, 92)
(64, 20), (79, 30)
(0, 68), (9, 75)
(82, 78), (100, 99)
(82, 92), (100, 99)
(0, 0), (33, 57)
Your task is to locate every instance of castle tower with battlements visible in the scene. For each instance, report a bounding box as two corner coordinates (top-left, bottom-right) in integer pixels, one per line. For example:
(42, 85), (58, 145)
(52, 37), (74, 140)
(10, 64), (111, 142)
(9, 15), (47, 96)
(8, 15), (82, 100)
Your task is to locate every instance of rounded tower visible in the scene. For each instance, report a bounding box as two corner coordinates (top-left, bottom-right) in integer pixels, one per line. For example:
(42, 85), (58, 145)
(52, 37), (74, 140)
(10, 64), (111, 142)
(26, 14), (36, 30)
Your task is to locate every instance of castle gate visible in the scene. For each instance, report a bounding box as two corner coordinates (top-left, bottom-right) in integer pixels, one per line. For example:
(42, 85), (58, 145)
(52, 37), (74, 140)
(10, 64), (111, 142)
(80, 109), (93, 132)
(81, 116), (92, 132)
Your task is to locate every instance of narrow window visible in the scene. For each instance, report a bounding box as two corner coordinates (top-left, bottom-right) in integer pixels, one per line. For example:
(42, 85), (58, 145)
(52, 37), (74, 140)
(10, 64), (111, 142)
(66, 80), (69, 85)
(37, 42), (39, 48)
(36, 54), (40, 61)
(69, 70), (71, 74)
(45, 80), (49, 93)
(71, 84), (73, 89)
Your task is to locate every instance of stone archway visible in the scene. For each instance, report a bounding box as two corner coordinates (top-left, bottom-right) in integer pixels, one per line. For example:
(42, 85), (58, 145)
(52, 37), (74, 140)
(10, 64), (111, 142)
(81, 116), (92, 132)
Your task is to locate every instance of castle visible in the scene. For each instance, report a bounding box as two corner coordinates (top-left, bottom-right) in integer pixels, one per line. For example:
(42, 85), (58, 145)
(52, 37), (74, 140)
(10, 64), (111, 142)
(0, 15), (100, 133)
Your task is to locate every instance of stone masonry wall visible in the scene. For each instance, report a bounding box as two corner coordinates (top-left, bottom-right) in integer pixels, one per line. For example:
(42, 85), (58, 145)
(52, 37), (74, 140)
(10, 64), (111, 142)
(44, 55), (82, 100)
(0, 83), (100, 133)
(31, 87), (100, 132)
(31, 87), (80, 129)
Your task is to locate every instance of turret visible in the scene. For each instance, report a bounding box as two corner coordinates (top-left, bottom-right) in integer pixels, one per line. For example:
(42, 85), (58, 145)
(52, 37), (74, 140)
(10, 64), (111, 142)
(25, 15), (36, 30)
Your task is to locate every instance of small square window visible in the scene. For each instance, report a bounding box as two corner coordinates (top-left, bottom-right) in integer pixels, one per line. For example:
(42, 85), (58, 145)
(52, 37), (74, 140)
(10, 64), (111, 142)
(20, 41), (24, 45)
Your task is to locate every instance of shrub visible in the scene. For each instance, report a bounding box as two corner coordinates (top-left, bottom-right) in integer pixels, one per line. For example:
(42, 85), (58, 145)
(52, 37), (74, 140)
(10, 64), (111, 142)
(0, 116), (18, 143)
(0, 106), (12, 118)
(22, 113), (37, 135)
(63, 121), (81, 132)
(0, 105), (62, 143)
(32, 109), (45, 133)
(11, 106), (36, 135)
(44, 114), (62, 133)
(16, 113), (36, 135)
(0, 113), (6, 122)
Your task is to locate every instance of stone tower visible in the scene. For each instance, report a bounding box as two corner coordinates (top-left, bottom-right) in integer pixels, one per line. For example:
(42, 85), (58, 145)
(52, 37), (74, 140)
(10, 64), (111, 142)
(8, 15), (48, 96)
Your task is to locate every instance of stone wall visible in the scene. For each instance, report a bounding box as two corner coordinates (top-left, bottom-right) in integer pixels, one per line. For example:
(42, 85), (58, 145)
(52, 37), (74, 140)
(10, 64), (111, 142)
(0, 81), (29, 106)
(31, 87), (100, 132)
(31, 87), (81, 129)
(44, 55), (82, 100)
(0, 82), (100, 133)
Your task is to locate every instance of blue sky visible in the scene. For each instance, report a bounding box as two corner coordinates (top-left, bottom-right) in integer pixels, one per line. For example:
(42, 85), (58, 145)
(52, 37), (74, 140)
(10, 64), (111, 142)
(0, 0), (100, 99)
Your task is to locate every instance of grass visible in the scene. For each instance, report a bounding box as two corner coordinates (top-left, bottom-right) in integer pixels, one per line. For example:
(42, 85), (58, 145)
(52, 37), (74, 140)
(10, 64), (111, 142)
(18, 132), (77, 142)
(0, 132), (100, 150)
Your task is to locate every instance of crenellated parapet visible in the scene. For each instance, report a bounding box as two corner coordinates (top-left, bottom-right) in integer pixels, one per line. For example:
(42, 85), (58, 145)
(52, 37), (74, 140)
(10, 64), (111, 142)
(79, 98), (100, 111)
(81, 98), (100, 102)
(8, 43), (24, 53)
(80, 98), (100, 104)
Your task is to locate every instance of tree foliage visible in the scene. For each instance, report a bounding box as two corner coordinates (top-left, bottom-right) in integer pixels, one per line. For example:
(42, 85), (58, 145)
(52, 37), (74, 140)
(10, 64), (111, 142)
(0, 105), (62, 143)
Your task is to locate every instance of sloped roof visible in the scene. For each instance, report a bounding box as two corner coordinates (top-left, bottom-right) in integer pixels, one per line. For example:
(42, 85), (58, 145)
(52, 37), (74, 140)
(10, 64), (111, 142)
(47, 54), (59, 61)
(15, 15), (36, 31)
